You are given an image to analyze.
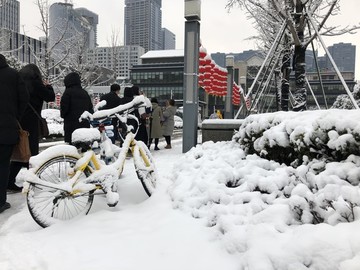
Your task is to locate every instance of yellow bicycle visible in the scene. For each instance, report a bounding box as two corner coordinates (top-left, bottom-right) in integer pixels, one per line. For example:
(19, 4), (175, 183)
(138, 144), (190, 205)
(23, 96), (157, 228)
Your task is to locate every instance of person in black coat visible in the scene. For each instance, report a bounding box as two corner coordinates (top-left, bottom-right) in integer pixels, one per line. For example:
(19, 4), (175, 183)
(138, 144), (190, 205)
(99, 84), (121, 143)
(131, 85), (150, 145)
(0, 54), (29, 213)
(60, 72), (93, 144)
(119, 86), (138, 137)
(8, 64), (55, 192)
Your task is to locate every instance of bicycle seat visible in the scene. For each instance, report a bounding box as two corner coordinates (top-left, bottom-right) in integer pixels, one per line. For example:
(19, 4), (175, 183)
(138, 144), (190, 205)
(90, 118), (112, 127)
(72, 128), (101, 152)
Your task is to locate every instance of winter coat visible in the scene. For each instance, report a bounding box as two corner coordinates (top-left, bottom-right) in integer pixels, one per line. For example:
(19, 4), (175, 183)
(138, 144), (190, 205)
(119, 87), (139, 135)
(150, 103), (163, 139)
(60, 72), (93, 144)
(19, 64), (55, 155)
(0, 55), (29, 145)
(100, 91), (121, 110)
(162, 105), (177, 136)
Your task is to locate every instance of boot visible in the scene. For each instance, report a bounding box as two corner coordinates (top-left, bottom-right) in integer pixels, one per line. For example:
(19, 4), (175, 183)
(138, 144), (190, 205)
(165, 144), (172, 149)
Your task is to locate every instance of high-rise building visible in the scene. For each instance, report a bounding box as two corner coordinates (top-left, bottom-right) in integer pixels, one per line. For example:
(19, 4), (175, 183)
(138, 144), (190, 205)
(326, 42), (356, 72)
(87, 45), (145, 80)
(162, 28), (175, 50)
(49, 2), (98, 58)
(0, 0), (19, 32)
(124, 0), (162, 52)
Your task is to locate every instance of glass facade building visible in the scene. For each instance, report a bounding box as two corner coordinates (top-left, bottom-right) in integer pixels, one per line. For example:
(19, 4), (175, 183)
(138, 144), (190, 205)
(130, 50), (206, 109)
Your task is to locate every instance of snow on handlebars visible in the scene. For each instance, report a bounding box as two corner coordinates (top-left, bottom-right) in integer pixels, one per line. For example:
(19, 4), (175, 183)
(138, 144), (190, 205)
(79, 95), (146, 122)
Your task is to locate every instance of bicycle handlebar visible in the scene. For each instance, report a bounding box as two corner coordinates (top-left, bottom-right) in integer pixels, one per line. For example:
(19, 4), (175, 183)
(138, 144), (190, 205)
(80, 95), (146, 122)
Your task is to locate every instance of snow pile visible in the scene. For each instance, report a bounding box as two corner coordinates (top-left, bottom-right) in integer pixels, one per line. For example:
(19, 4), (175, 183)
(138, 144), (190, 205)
(168, 110), (360, 269)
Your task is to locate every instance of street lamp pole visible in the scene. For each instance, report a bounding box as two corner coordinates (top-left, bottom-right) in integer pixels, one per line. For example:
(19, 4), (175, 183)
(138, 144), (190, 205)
(224, 55), (234, 119)
(183, 0), (201, 153)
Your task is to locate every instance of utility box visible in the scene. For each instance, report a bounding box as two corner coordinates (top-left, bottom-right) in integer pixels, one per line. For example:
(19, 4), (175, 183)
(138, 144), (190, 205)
(201, 119), (244, 143)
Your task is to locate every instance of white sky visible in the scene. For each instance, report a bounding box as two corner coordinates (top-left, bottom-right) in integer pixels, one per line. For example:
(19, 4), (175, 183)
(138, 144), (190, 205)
(2, 108), (360, 269)
(18, 0), (360, 79)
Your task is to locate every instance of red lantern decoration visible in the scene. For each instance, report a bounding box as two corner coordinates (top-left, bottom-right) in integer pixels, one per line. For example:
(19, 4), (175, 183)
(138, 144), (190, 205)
(55, 93), (61, 107)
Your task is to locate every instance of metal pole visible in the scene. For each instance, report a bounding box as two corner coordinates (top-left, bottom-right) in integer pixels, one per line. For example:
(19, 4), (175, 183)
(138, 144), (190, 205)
(305, 77), (321, 109)
(307, 12), (359, 109)
(234, 20), (287, 119)
(224, 55), (234, 119)
(183, 0), (201, 153)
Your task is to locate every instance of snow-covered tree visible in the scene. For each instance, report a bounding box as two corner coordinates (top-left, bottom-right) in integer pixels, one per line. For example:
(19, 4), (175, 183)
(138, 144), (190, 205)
(226, 0), (359, 111)
(29, 0), (71, 84)
(31, 0), (111, 88)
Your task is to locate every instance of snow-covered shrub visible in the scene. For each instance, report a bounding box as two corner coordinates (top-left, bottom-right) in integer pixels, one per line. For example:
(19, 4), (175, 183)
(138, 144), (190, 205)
(169, 111), (360, 258)
(233, 109), (360, 166)
(41, 109), (64, 137)
(331, 82), (360, 109)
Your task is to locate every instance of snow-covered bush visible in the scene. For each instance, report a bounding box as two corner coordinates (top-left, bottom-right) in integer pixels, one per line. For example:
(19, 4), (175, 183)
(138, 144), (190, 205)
(41, 109), (64, 137)
(233, 109), (360, 166)
(170, 140), (360, 232)
(169, 109), (360, 259)
(174, 115), (183, 129)
(331, 82), (360, 109)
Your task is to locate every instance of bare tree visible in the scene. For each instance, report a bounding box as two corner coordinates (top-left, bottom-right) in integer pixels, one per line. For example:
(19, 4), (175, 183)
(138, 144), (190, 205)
(29, 0), (72, 84)
(107, 27), (123, 80)
(62, 29), (114, 89)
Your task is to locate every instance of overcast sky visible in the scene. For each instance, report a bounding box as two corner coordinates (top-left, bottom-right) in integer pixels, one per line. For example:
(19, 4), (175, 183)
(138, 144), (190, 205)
(18, 0), (359, 79)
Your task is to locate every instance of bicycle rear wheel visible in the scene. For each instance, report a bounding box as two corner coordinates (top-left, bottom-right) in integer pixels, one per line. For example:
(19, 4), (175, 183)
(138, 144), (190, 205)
(133, 141), (157, 196)
(26, 156), (94, 228)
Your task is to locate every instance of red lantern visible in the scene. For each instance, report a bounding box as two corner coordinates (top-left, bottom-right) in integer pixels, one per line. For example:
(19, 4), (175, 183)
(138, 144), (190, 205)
(55, 93), (61, 107)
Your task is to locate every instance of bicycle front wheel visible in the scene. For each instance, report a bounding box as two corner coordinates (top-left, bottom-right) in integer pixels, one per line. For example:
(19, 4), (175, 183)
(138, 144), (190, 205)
(133, 141), (157, 196)
(26, 156), (94, 228)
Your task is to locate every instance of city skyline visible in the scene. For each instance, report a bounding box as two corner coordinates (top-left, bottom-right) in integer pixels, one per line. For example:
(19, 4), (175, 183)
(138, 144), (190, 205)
(17, 0), (360, 79)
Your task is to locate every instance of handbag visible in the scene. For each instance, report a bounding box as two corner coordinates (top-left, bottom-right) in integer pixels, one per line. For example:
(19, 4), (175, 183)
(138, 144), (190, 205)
(38, 117), (50, 137)
(11, 122), (31, 163)
(29, 104), (49, 138)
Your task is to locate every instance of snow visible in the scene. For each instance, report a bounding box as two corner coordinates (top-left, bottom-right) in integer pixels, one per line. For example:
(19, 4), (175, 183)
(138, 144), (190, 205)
(1, 110), (360, 269)
(140, 49), (184, 59)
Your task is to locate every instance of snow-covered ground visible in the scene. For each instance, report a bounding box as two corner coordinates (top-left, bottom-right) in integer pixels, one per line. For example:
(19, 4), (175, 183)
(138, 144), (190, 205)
(1, 110), (360, 270)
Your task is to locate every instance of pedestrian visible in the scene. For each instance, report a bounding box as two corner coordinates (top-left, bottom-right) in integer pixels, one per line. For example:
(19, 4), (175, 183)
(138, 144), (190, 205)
(119, 87), (138, 138)
(162, 99), (177, 149)
(0, 54), (29, 213)
(60, 72), (93, 145)
(132, 85), (151, 145)
(140, 90), (152, 145)
(148, 98), (163, 150)
(99, 83), (122, 143)
(8, 64), (55, 192)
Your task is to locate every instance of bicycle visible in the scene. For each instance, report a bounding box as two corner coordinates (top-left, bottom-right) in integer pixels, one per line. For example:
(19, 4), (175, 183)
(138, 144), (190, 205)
(23, 96), (157, 228)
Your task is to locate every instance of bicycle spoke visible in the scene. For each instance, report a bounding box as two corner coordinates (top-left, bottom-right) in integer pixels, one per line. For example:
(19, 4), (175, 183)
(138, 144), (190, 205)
(27, 156), (94, 228)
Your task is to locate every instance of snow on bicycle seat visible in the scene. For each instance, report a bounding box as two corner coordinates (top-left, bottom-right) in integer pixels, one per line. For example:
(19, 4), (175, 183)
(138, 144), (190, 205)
(72, 128), (101, 151)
